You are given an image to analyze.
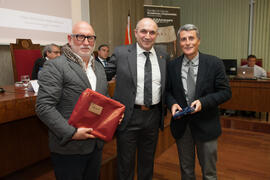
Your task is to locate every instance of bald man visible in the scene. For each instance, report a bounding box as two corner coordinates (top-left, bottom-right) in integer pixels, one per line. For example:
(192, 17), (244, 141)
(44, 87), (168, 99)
(36, 21), (108, 180)
(111, 18), (169, 180)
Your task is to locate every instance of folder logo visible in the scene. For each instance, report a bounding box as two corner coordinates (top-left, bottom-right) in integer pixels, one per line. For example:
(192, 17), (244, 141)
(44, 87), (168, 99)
(88, 103), (103, 115)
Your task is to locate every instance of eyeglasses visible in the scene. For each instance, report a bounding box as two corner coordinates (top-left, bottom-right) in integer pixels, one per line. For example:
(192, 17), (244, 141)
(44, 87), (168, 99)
(71, 34), (96, 42)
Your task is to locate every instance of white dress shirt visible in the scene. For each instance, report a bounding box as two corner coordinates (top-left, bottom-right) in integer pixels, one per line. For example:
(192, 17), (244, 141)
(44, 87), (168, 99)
(82, 56), (97, 91)
(98, 57), (107, 67)
(135, 43), (161, 105)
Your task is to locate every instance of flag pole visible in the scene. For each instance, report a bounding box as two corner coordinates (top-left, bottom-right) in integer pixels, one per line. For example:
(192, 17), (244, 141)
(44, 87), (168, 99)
(125, 10), (132, 45)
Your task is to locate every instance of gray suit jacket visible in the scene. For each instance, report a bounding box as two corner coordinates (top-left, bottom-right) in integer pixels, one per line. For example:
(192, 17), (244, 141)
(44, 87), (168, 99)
(110, 44), (169, 131)
(36, 54), (108, 155)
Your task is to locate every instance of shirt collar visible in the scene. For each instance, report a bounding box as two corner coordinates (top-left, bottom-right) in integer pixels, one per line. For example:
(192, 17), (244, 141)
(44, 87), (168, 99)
(77, 54), (93, 69)
(136, 43), (155, 55)
(98, 57), (106, 61)
(183, 53), (199, 66)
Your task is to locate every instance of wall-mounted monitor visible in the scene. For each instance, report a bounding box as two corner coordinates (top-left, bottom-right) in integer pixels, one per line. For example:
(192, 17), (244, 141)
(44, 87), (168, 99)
(222, 59), (237, 76)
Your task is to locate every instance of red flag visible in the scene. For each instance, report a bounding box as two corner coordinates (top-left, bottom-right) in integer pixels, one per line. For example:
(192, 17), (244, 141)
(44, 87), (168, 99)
(125, 14), (132, 45)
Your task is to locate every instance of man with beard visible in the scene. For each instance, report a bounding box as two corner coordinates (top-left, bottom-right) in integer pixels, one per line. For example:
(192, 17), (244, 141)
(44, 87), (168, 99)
(36, 21), (108, 180)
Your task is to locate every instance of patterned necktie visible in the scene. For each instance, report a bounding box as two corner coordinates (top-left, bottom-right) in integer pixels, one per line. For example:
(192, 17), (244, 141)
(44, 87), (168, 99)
(143, 52), (152, 107)
(187, 62), (195, 105)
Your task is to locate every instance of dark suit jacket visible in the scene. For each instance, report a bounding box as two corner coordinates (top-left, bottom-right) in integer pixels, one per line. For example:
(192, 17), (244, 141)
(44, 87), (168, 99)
(32, 57), (46, 80)
(110, 44), (169, 131)
(95, 56), (104, 67)
(166, 53), (231, 142)
(36, 55), (108, 155)
(95, 56), (116, 81)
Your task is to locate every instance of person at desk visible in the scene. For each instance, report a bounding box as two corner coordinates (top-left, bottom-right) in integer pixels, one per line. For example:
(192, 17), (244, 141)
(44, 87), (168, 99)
(242, 54), (266, 78)
(96, 44), (110, 66)
(96, 44), (116, 81)
(110, 17), (169, 180)
(31, 44), (61, 80)
(166, 24), (231, 180)
(36, 21), (108, 180)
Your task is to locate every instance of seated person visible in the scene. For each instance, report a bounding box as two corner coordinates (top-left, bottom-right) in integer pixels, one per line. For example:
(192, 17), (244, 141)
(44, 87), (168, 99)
(240, 54), (266, 117)
(95, 44), (110, 66)
(95, 44), (116, 81)
(32, 44), (61, 80)
(242, 55), (266, 78)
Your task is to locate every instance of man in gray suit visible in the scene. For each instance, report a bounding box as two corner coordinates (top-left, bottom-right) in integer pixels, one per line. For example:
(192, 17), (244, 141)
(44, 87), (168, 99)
(166, 24), (231, 180)
(36, 21), (108, 180)
(111, 18), (169, 180)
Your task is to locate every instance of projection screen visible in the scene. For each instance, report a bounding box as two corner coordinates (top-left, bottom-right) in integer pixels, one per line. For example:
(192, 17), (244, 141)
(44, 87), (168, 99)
(0, 0), (72, 45)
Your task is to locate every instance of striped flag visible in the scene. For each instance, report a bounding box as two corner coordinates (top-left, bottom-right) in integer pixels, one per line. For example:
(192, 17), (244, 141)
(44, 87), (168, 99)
(125, 14), (132, 45)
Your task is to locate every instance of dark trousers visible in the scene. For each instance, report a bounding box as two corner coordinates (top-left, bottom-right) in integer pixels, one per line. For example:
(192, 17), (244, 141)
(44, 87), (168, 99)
(51, 146), (103, 180)
(116, 107), (161, 180)
(176, 125), (218, 180)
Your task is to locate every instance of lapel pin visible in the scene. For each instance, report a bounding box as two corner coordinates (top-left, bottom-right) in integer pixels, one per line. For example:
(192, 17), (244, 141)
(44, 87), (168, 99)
(160, 55), (163, 59)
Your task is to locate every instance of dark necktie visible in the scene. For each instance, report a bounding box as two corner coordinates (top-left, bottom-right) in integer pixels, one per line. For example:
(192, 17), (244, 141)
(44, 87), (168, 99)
(103, 60), (107, 67)
(143, 52), (152, 107)
(187, 62), (195, 105)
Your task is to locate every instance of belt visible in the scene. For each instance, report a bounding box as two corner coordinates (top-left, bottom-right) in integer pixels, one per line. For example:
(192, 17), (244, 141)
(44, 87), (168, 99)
(134, 104), (160, 111)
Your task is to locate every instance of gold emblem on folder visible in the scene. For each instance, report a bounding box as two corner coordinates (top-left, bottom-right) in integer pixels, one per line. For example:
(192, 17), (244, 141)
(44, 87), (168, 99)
(89, 103), (103, 115)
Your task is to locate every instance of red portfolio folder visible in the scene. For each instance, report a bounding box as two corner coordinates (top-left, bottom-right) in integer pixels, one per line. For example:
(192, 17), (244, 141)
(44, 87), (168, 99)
(68, 88), (125, 141)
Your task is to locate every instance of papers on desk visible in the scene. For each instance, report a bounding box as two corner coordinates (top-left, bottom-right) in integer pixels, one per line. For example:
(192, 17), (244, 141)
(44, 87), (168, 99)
(28, 80), (39, 93)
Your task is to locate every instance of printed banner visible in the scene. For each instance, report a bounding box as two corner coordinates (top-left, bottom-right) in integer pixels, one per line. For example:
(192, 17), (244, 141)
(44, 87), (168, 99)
(144, 5), (180, 59)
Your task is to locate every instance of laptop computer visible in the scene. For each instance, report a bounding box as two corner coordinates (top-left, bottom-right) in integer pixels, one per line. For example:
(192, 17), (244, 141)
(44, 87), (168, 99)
(235, 67), (256, 79)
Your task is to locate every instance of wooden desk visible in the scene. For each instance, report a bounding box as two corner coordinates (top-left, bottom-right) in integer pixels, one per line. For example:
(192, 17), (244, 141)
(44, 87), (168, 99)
(0, 86), (50, 177)
(220, 79), (270, 112)
(0, 86), (36, 124)
(108, 80), (116, 97)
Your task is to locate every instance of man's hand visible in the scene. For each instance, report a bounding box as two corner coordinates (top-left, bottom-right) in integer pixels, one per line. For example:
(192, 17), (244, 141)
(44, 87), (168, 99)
(171, 104), (182, 116)
(72, 127), (96, 140)
(191, 100), (202, 113)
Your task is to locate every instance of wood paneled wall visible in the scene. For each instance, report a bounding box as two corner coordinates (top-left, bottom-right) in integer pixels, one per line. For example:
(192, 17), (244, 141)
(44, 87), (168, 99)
(0, 45), (14, 86)
(89, 0), (145, 55)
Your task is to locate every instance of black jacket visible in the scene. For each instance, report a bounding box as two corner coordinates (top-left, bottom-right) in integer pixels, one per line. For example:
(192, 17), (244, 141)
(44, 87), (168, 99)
(166, 52), (232, 142)
(32, 57), (47, 80)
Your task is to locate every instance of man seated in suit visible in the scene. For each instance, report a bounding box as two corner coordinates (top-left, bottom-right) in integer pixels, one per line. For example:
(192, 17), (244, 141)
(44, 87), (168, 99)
(31, 44), (60, 79)
(96, 44), (110, 66)
(242, 54), (266, 78)
(95, 44), (116, 81)
(166, 24), (231, 180)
